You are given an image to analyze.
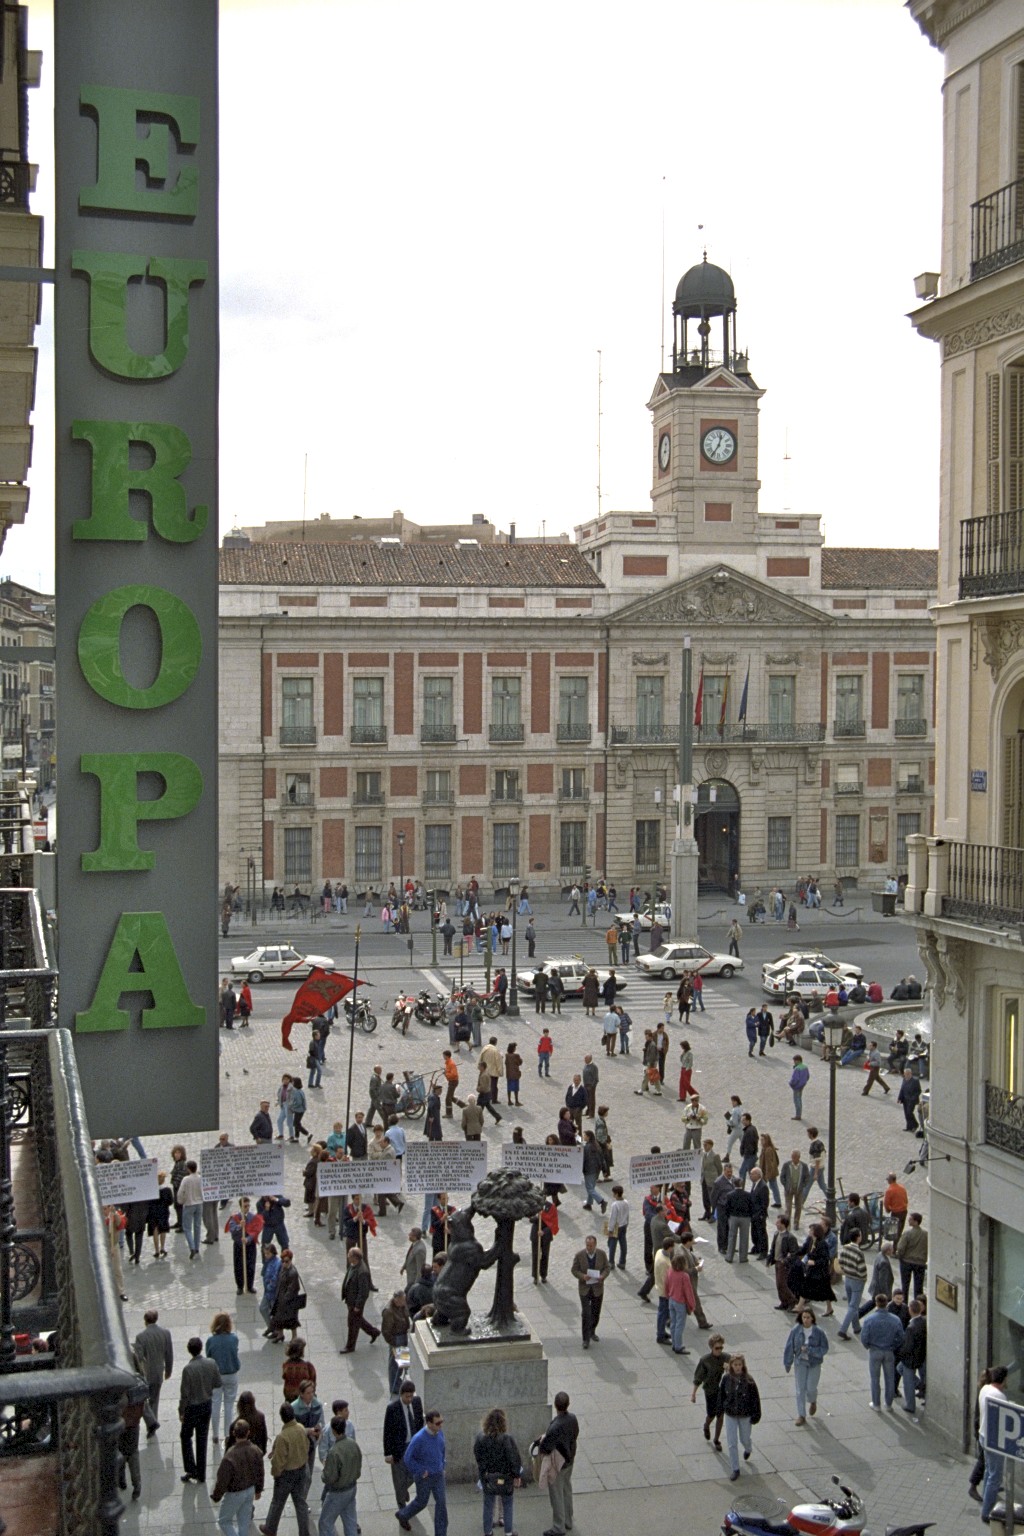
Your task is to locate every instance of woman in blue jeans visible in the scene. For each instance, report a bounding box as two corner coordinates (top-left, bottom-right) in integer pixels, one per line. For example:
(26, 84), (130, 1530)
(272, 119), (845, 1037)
(205, 1311), (241, 1442)
(580, 1133), (607, 1213)
(473, 1407), (523, 1536)
(783, 1307), (830, 1425)
(606, 1186), (629, 1268)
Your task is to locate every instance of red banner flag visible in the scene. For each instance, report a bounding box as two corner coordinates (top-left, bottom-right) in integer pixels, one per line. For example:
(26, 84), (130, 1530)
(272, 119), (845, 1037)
(281, 968), (363, 1049)
(694, 668), (704, 728)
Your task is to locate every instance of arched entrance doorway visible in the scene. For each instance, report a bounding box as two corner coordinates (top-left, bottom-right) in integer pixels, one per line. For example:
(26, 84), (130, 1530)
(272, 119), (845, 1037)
(695, 779), (740, 893)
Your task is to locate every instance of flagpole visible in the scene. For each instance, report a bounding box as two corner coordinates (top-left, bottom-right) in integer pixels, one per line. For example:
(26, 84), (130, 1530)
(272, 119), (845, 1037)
(343, 925), (361, 1144)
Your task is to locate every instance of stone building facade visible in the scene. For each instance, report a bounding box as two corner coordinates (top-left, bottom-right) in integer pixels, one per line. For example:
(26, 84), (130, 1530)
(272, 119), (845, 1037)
(904, 0), (1024, 1452)
(220, 261), (937, 900)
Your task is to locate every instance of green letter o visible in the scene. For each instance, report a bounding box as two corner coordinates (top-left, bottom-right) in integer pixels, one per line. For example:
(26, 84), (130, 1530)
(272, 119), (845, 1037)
(78, 585), (201, 709)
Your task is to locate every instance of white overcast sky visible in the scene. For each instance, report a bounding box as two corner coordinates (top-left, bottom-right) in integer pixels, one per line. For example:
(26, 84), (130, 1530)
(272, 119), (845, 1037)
(5, 0), (944, 590)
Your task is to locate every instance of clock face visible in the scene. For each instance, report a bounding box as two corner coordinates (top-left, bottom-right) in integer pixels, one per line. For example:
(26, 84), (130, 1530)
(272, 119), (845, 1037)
(702, 426), (736, 465)
(658, 432), (671, 472)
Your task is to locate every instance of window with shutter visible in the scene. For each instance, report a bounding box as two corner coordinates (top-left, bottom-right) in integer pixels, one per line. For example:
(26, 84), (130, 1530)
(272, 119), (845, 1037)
(1008, 366), (1024, 513)
(1002, 733), (1024, 848)
(987, 373), (1001, 516)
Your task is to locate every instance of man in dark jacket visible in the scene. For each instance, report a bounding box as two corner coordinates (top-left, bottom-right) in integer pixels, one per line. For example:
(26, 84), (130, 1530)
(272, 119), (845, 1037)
(724, 1182), (754, 1264)
(538, 1391), (579, 1536)
(564, 1076), (587, 1134)
(210, 1418), (264, 1528)
(383, 1380), (424, 1506)
(897, 1069), (923, 1132)
(897, 1299), (927, 1414)
(346, 1112), (368, 1160)
(532, 967), (549, 1014)
(134, 1309), (173, 1435)
(748, 1169), (771, 1257)
(250, 1100), (274, 1143)
(711, 1166), (736, 1254)
(840, 1193), (871, 1247)
(341, 1247), (380, 1353)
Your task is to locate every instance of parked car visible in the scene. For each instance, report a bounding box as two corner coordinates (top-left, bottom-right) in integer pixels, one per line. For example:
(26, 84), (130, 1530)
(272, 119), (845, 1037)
(761, 951), (863, 990)
(230, 944), (336, 983)
(515, 957), (628, 999)
(634, 942), (742, 981)
(614, 905), (672, 934)
(761, 963), (846, 1000)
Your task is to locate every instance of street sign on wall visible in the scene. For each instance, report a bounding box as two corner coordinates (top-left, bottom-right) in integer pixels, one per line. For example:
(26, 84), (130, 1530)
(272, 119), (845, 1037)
(986, 1398), (1024, 1466)
(54, 1), (218, 1135)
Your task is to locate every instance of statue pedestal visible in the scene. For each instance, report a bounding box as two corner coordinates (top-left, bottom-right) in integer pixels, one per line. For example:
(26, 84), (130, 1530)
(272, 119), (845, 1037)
(410, 1314), (550, 1482)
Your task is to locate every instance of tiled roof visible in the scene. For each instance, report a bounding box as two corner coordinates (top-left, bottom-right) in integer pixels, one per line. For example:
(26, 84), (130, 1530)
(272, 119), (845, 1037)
(821, 548), (937, 591)
(219, 541), (604, 590)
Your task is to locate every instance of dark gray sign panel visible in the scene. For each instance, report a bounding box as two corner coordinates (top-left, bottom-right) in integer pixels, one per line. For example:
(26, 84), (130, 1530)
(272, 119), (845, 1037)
(54, 1), (218, 1135)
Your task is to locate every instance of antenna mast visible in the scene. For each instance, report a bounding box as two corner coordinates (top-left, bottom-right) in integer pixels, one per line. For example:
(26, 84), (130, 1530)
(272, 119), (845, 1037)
(597, 349), (603, 519)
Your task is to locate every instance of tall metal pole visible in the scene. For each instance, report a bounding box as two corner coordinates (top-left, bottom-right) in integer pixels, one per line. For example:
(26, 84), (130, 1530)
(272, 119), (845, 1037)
(680, 637), (693, 828)
(825, 1043), (838, 1229)
(430, 889), (437, 967)
(508, 879), (520, 1017)
(343, 926), (360, 1140)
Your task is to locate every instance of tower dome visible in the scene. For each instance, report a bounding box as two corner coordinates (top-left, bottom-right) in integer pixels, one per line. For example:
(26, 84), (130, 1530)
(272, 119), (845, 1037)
(674, 256), (735, 318)
(671, 253), (738, 373)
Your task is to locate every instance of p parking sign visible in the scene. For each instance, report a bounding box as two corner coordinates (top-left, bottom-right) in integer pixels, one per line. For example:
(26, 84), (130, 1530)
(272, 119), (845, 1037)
(985, 1398), (1024, 1465)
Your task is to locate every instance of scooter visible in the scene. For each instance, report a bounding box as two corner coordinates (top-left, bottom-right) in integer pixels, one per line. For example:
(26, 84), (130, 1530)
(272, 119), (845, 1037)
(722, 1476), (934, 1536)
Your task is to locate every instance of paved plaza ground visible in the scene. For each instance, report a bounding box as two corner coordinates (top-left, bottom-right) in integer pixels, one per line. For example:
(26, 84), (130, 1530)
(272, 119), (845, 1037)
(118, 891), (978, 1536)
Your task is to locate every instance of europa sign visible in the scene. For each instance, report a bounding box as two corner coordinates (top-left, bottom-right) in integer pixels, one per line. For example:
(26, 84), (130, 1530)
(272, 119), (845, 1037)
(55, 2), (218, 1135)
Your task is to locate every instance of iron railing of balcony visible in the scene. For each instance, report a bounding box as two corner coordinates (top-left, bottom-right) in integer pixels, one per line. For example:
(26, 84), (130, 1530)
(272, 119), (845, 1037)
(1, 1029), (140, 1536)
(0, 886), (57, 1031)
(421, 723), (456, 744)
(488, 723), (524, 743)
(557, 789), (590, 803)
(611, 724), (675, 745)
(351, 724), (387, 745)
(897, 779), (925, 795)
(353, 790), (385, 807)
(0, 154), (31, 210)
(895, 718), (928, 738)
(833, 718), (866, 738)
(959, 509), (1024, 598)
(834, 782), (862, 796)
(612, 722), (826, 745)
(490, 790), (523, 805)
(971, 177), (1024, 281)
(280, 790), (314, 809)
(944, 840), (1024, 926)
(556, 722), (592, 743)
(421, 791), (455, 808)
(279, 724), (316, 747)
(985, 1082), (1024, 1161)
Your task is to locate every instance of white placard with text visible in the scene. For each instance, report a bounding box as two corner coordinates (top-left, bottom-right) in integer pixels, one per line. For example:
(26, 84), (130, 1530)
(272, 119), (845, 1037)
(200, 1145), (286, 1202)
(94, 1157), (160, 1205)
(500, 1143), (584, 1185)
(403, 1141), (488, 1194)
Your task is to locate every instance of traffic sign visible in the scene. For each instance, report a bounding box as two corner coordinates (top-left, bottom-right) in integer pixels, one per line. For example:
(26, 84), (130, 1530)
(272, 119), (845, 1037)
(985, 1398), (1024, 1465)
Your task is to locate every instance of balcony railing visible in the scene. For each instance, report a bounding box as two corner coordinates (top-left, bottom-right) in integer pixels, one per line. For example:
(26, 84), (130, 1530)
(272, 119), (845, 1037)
(834, 782), (862, 796)
(1, 1029), (140, 1535)
(489, 723), (524, 743)
(0, 155), (31, 210)
(985, 1082), (1024, 1161)
(959, 509), (1024, 599)
(834, 718), (866, 738)
(421, 723), (456, 744)
(611, 722), (827, 746)
(422, 790), (455, 808)
(279, 723), (316, 746)
(946, 840), (1024, 925)
(351, 723), (386, 745)
(971, 177), (1024, 281)
(895, 718), (928, 738)
(898, 779), (924, 794)
(0, 884), (57, 1030)
(353, 789), (385, 807)
(557, 788), (590, 803)
(280, 790), (314, 808)
(491, 789), (523, 805)
(556, 722), (592, 743)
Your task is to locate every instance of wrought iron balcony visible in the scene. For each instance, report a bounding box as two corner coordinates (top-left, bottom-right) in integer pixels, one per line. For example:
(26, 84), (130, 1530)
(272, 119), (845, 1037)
(1, 1028), (140, 1534)
(557, 788), (590, 803)
(612, 724), (676, 745)
(489, 723), (524, 743)
(490, 789), (523, 805)
(834, 781), (862, 796)
(422, 790), (455, 808)
(985, 1082), (1024, 1161)
(280, 789), (315, 808)
(959, 509), (1024, 598)
(353, 788), (385, 807)
(421, 723), (456, 744)
(351, 724), (387, 745)
(556, 722), (592, 743)
(898, 779), (924, 794)
(895, 718), (927, 738)
(0, 155), (31, 210)
(612, 722), (827, 746)
(0, 882), (57, 1029)
(833, 718), (866, 738)
(945, 840), (1024, 925)
(279, 723), (316, 746)
(971, 177), (1024, 281)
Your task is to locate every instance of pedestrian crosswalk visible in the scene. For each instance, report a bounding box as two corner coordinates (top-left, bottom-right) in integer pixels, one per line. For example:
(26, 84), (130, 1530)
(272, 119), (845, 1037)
(427, 955), (743, 1020)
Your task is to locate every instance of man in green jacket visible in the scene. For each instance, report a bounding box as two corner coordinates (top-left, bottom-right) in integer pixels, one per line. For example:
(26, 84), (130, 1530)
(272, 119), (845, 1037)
(320, 1417), (362, 1536)
(259, 1403), (311, 1536)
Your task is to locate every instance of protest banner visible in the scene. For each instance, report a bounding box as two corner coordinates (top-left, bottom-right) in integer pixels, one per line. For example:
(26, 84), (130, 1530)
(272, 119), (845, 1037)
(403, 1141), (488, 1194)
(500, 1143), (584, 1184)
(317, 1159), (402, 1198)
(628, 1148), (701, 1189)
(200, 1144), (285, 1202)
(94, 1157), (160, 1205)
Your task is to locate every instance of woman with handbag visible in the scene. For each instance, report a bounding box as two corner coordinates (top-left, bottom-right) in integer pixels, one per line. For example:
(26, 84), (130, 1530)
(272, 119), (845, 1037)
(716, 1354), (762, 1481)
(268, 1248), (304, 1343)
(787, 1223), (836, 1317)
(473, 1406), (523, 1536)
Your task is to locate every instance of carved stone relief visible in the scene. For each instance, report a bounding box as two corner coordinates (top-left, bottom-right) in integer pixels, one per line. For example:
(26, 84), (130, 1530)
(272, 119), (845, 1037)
(980, 616), (1024, 682)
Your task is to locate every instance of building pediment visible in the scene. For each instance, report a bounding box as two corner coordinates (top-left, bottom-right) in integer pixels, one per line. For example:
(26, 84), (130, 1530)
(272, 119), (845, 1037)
(647, 367), (764, 409)
(609, 564), (834, 629)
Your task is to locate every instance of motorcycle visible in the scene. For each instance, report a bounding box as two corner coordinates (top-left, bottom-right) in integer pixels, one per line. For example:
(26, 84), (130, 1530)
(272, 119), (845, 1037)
(391, 995), (416, 1034)
(451, 985), (503, 1020)
(722, 1476), (933, 1536)
(413, 989), (448, 1027)
(343, 997), (377, 1034)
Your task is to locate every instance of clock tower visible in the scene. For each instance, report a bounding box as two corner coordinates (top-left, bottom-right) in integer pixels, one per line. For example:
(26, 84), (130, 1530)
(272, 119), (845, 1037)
(649, 255), (765, 568)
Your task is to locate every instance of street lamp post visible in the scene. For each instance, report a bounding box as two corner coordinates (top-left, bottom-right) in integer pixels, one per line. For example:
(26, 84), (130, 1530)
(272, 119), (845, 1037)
(430, 887), (437, 966)
(397, 829), (405, 906)
(507, 875), (520, 1017)
(823, 1014), (845, 1229)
